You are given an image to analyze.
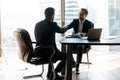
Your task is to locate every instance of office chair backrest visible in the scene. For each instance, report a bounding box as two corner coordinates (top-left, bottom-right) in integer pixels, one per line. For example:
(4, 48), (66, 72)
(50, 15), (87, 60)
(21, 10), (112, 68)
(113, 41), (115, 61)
(14, 28), (33, 62)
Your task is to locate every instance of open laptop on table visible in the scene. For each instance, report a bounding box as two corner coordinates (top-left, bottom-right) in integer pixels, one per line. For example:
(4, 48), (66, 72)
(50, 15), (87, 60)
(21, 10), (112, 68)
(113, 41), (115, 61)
(66, 28), (102, 41)
(82, 28), (102, 41)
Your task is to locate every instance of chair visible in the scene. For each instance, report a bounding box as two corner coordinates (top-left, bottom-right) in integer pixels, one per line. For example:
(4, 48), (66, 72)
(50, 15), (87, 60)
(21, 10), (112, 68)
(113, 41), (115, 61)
(73, 47), (91, 64)
(66, 36), (91, 64)
(14, 28), (56, 79)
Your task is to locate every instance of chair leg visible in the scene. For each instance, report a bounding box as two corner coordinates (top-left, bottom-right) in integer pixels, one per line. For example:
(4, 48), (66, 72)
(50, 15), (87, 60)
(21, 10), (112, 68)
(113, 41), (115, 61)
(50, 62), (56, 80)
(87, 53), (89, 63)
(81, 53), (91, 64)
(16, 67), (28, 71)
(40, 65), (44, 76)
(23, 65), (44, 79)
(87, 53), (91, 64)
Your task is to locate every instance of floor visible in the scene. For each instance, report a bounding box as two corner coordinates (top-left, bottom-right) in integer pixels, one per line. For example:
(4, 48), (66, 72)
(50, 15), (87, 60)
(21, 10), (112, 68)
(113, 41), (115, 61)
(1, 46), (120, 80)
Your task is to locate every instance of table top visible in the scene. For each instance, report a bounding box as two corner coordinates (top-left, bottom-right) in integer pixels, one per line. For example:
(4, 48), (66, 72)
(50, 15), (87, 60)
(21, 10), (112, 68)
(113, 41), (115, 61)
(60, 36), (120, 45)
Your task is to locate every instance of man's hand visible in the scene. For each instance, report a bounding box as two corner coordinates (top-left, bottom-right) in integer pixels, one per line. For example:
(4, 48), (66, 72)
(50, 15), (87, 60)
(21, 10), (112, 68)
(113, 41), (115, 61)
(80, 33), (86, 37)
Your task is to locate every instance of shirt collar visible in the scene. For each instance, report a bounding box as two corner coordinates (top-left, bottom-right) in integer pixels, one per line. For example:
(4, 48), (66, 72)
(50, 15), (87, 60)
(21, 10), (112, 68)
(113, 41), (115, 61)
(79, 19), (86, 24)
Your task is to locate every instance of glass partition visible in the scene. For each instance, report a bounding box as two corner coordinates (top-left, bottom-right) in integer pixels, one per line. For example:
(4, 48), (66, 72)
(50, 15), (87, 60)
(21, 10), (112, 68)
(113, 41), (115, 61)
(108, 0), (120, 36)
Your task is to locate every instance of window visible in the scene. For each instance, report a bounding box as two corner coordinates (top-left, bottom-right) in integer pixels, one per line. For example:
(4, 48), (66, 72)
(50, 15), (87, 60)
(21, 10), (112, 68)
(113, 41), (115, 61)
(108, 0), (120, 35)
(1, 0), (61, 50)
(1, 0), (120, 51)
(65, 0), (109, 36)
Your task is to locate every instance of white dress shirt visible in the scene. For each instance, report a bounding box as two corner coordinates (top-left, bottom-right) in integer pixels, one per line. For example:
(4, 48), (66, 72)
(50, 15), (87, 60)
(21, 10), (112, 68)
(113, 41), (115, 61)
(72, 19), (85, 37)
(78, 19), (85, 33)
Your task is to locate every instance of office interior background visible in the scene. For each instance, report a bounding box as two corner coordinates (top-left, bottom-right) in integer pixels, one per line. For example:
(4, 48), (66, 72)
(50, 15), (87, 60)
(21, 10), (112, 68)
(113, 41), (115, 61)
(1, 0), (120, 50)
(0, 0), (120, 80)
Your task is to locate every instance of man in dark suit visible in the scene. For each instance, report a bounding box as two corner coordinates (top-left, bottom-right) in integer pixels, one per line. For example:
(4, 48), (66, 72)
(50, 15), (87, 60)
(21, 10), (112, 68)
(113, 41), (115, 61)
(67, 8), (94, 74)
(34, 7), (67, 80)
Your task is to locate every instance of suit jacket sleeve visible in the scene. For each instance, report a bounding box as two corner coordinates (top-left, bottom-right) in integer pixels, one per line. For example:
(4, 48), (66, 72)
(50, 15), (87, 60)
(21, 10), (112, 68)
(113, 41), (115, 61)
(85, 21), (94, 36)
(66, 19), (75, 30)
(91, 22), (94, 28)
(54, 22), (68, 33)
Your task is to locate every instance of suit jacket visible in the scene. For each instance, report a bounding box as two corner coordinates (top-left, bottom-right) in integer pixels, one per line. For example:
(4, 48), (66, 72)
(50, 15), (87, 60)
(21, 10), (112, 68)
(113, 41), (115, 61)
(34, 19), (67, 50)
(67, 19), (94, 35)
(67, 19), (94, 50)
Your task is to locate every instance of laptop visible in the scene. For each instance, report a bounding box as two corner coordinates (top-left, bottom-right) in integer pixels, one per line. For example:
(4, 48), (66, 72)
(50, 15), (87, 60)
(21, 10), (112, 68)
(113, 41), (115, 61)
(87, 28), (102, 41)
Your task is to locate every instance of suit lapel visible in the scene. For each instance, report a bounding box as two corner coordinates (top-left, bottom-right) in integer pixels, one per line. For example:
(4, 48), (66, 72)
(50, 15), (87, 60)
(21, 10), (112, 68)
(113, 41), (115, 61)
(74, 19), (79, 33)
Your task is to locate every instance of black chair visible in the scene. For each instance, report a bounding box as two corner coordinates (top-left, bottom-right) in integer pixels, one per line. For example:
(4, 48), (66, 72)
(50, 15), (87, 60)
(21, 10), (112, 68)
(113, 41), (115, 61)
(14, 28), (55, 79)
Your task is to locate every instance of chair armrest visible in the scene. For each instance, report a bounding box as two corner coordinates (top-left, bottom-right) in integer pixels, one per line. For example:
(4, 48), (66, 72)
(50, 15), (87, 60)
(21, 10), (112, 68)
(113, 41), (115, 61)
(34, 45), (55, 62)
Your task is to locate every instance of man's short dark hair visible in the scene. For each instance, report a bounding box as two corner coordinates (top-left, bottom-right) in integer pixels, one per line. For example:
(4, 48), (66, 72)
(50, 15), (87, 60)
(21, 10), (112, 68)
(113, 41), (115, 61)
(81, 8), (88, 15)
(45, 7), (55, 19)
